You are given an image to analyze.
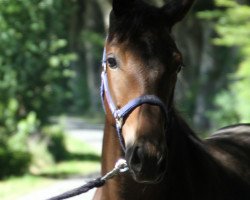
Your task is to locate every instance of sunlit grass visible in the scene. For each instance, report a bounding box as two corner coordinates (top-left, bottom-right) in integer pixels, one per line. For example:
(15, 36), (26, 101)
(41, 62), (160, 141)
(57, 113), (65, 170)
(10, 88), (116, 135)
(38, 161), (100, 179)
(0, 175), (55, 200)
(36, 136), (101, 178)
(0, 134), (101, 200)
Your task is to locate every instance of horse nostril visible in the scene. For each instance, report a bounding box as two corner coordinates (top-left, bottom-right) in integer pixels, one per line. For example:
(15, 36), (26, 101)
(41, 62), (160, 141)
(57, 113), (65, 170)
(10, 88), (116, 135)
(130, 146), (143, 173)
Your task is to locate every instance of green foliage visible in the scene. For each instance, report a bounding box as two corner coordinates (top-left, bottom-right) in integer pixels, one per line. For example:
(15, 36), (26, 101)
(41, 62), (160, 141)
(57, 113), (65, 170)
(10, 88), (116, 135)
(43, 125), (68, 162)
(0, 0), (77, 178)
(199, 0), (250, 127)
(0, 110), (39, 179)
(208, 90), (239, 127)
(198, 0), (250, 48)
(0, 0), (104, 178)
(0, 148), (31, 179)
(0, 0), (76, 125)
(231, 59), (250, 122)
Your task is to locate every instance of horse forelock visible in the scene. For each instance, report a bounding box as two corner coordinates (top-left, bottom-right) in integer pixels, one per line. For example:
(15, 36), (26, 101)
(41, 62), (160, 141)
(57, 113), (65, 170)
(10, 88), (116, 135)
(108, 11), (179, 70)
(108, 1), (171, 41)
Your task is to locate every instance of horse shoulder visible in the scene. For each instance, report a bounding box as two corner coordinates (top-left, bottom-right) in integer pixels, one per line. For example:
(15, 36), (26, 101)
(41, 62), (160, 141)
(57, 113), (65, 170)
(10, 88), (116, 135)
(205, 124), (250, 184)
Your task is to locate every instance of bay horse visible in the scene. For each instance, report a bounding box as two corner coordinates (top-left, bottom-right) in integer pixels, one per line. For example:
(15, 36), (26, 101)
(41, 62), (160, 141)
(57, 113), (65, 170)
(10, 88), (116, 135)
(94, 0), (250, 199)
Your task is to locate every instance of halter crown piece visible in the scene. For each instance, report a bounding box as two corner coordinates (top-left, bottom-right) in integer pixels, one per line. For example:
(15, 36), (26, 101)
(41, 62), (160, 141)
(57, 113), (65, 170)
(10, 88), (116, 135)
(101, 44), (169, 152)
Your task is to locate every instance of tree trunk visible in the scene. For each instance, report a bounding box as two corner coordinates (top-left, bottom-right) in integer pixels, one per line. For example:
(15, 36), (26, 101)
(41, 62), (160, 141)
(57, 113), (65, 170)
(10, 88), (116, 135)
(83, 0), (106, 113)
(193, 21), (214, 130)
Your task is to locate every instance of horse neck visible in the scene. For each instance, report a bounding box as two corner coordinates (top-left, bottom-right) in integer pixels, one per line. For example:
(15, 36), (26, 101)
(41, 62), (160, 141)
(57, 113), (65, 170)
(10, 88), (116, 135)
(101, 118), (123, 174)
(100, 111), (228, 200)
(99, 117), (128, 199)
(166, 112), (220, 195)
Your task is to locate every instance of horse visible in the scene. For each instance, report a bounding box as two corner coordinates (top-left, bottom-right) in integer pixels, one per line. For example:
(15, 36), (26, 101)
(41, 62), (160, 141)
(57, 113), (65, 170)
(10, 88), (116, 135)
(94, 0), (250, 199)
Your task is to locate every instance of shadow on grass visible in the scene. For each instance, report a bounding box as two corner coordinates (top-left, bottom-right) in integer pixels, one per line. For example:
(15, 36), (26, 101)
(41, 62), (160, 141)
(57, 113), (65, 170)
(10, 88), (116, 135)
(35, 152), (101, 179)
(65, 152), (100, 162)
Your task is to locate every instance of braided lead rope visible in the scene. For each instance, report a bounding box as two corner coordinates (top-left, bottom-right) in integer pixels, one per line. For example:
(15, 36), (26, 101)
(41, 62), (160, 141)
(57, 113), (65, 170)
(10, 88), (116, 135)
(47, 159), (129, 200)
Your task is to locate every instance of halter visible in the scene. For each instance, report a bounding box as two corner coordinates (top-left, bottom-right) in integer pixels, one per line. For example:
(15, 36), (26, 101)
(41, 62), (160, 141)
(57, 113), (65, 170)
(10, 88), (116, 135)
(101, 46), (168, 152)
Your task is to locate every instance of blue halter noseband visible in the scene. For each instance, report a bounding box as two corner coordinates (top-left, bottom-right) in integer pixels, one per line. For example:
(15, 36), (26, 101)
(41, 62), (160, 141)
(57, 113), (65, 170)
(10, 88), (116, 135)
(101, 47), (168, 152)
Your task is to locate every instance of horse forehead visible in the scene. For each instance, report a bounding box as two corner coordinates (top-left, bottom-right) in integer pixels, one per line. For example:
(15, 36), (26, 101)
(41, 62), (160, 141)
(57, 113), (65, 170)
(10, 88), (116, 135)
(107, 20), (176, 67)
(108, 31), (174, 58)
(110, 22), (169, 42)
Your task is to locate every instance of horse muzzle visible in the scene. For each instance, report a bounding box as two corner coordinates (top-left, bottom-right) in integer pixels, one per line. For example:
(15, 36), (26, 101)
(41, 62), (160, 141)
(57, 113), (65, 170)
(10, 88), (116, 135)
(126, 140), (167, 184)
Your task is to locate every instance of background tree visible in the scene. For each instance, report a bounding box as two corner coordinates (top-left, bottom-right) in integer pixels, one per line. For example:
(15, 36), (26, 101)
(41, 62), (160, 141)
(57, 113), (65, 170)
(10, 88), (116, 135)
(199, 0), (250, 127)
(68, 0), (105, 114)
(0, 0), (76, 178)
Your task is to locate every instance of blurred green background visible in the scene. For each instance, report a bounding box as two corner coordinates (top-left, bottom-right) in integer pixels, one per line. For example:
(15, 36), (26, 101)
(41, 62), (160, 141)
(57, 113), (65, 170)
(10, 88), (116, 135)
(0, 0), (250, 198)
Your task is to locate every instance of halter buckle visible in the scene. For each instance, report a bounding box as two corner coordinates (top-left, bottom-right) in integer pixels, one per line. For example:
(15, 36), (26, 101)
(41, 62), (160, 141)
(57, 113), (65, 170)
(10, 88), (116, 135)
(115, 117), (123, 130)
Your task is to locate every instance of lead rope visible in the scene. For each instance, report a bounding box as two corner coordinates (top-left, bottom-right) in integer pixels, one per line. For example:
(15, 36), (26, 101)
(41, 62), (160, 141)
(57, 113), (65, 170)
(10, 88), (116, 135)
(47, 159), (129, 200)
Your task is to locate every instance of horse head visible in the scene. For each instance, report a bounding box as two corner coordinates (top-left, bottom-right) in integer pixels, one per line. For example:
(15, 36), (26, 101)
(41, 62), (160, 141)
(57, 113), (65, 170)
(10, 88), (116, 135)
(102, 0), (194, 184)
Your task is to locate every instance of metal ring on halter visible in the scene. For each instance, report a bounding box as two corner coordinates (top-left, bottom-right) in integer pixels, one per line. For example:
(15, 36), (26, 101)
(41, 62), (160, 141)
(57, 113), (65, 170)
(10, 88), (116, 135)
(115, 117), (123, 130)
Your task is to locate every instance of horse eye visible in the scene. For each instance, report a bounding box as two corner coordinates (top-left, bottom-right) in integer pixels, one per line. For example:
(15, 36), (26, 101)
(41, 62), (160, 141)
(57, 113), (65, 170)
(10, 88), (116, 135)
(107, 57), (117, 69)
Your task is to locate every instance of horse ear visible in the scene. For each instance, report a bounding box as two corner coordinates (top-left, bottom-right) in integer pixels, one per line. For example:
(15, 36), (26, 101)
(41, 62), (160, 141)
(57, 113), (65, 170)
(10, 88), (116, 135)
(162, 0), (195, 27)
(112, 0), (137, 17)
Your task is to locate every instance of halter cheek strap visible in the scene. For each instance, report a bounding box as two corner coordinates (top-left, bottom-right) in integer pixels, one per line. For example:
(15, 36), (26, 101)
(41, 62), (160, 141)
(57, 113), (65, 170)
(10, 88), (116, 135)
(101, 47), (168, 152)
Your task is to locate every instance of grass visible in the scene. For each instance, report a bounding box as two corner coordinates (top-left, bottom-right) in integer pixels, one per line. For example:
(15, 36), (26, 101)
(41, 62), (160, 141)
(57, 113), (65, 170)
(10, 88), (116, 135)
(0, 175), (55, 200)
(35, 136), (101, 179)
(0, 135), (101, 200)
